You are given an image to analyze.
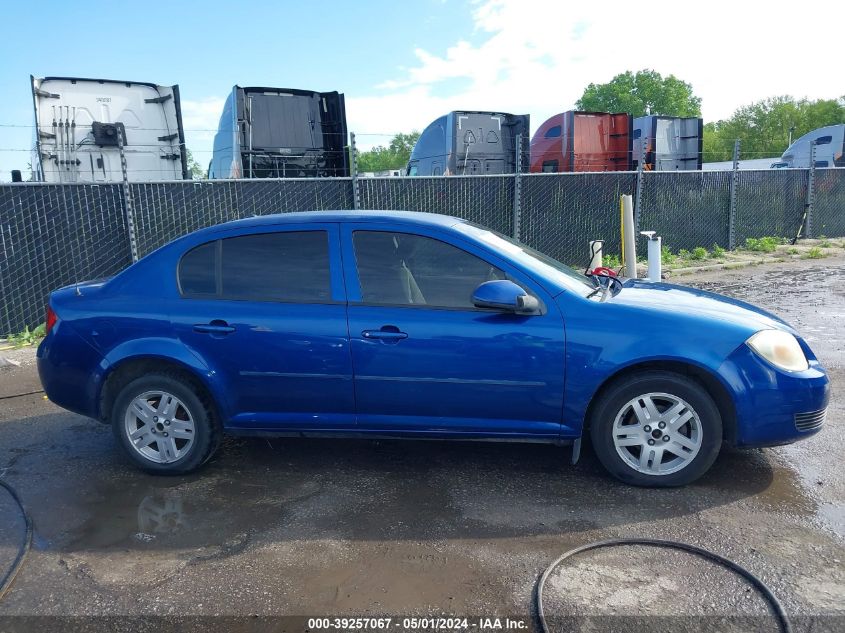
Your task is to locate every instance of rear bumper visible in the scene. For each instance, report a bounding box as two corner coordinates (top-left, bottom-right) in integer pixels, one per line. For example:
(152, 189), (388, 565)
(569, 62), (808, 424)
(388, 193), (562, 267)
(37, 322), (104, 419)
(719, 344), (830, 448)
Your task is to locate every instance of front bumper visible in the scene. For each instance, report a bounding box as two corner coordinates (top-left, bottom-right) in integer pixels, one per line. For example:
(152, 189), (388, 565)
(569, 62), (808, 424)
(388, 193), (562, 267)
(719, 343), (830, 448)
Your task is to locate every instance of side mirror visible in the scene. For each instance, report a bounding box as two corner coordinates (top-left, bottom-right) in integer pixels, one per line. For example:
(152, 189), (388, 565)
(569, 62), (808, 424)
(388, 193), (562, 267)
(472, 280), (540, 315)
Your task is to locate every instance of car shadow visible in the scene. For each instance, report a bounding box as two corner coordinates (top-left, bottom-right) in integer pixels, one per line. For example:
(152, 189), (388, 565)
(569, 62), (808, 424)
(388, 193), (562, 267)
(0, 412), (791, 556)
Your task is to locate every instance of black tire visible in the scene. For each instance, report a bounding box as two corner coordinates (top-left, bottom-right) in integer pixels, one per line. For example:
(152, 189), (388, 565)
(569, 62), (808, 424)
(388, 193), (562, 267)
(111, 372), (220, 475)
(589, 371), (722, 487)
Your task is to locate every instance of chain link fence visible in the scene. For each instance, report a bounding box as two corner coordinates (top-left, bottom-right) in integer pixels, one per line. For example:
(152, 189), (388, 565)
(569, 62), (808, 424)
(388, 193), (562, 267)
(2, 168), (844, 334)
(0, 183), (129, 336)
(131, 178), (354, 256)
(520, 172), (636, 264)
(359, 175), (514, 235)
(733, 169), (808, 244)
(639, 171), (732, 252)
(813, 168), (845, 238)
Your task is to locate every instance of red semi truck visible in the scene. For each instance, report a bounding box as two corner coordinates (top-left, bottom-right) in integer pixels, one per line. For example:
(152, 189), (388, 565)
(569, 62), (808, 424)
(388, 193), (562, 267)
(530, 111), (632, 173)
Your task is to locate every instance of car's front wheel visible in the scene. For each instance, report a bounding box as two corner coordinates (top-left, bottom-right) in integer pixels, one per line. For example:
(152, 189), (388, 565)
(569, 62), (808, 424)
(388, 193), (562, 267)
(589, 371), (722, 486)
(112, 373), (219, 474)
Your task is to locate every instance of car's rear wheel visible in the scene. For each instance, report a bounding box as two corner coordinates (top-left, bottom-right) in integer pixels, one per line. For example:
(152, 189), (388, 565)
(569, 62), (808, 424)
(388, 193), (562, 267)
(112, 373), (219, 474)
(589, 371), (722, 486)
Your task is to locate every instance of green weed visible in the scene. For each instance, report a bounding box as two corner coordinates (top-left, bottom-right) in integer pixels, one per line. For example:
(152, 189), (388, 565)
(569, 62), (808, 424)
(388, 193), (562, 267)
(744, 236), (781, 253)
(5, 323), (46, 348)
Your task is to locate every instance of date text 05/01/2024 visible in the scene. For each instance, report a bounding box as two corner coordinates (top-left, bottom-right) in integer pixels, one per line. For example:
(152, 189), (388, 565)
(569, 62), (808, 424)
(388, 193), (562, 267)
(306, 617), (528, 630)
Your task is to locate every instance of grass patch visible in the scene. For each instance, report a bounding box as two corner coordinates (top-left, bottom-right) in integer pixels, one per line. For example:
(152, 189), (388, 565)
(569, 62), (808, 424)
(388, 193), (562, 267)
(5, 323), (46, 348)
(803, 247), (827, 259)
(710, 244), (726, 258)
(744, 236), (783, 253)
(602, 253), (622, 269)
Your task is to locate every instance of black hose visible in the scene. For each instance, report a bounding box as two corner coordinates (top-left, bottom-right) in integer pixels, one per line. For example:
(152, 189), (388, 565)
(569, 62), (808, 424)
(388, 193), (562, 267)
(0, 477), (32, 602)
(0, 390), (44, 401)
(536, 538), (791, 633)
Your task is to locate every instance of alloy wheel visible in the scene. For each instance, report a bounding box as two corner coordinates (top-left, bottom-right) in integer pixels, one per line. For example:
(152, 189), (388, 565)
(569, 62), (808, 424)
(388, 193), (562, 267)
(124, 390), (196, 464)
(611, 392), (703, 475)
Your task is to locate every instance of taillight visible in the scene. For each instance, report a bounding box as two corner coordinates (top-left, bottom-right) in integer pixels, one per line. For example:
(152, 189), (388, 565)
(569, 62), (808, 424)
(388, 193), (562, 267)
(45, 305), (57, 333)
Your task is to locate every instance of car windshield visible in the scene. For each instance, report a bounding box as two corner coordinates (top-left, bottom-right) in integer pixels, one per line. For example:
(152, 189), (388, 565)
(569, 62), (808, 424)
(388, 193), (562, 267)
(457, 222), (596, 297)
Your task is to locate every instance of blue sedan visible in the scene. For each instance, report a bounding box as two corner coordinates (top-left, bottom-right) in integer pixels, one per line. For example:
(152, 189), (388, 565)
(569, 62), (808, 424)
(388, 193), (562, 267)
(37, 211), (830, 486)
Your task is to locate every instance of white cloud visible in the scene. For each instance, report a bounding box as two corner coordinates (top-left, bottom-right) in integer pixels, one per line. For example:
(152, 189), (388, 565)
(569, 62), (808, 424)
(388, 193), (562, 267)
(178, 0), (845, 158)
(180, 97), (226, 161)
(347, 0), (845, 148)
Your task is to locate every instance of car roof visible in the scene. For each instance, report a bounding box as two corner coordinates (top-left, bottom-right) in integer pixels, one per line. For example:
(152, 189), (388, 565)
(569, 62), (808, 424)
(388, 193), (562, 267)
(196, 210), (466, 236)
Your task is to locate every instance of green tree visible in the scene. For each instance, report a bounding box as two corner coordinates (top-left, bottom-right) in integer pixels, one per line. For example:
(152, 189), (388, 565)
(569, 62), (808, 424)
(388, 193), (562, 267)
(576, 70), (702, 118)
(186, 148), (206, 179)
(357, 131), (420, 172)
(702, 96), (845, 162)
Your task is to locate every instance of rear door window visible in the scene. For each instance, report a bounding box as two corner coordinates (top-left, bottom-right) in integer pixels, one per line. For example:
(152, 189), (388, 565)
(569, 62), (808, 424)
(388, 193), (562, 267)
(221, 232), (331, 302)
(179, 231), (331, 303)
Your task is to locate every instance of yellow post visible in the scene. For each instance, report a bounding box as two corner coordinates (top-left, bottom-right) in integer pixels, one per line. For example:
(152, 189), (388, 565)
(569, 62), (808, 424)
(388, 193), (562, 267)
(621, 195), (636, 278)
(620, 195), (626, 269)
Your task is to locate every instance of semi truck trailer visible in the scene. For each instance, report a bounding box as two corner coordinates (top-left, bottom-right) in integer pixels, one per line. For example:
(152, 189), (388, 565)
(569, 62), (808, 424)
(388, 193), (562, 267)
(406, 111), (529, 176)
(208, 86), (349, 179)
(530, 111), (632, 172)
(29, 75), (188, 182)
(632, 116), (703, 171)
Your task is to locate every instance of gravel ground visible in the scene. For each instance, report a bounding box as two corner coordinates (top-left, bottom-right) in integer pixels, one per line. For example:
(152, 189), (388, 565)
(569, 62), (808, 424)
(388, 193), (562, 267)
(0, 254), (843, 632)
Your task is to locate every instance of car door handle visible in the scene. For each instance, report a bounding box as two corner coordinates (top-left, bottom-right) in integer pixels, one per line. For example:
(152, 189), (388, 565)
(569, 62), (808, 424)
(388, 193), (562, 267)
(362, 327), (408, 341)
(193, 321), (236, 335)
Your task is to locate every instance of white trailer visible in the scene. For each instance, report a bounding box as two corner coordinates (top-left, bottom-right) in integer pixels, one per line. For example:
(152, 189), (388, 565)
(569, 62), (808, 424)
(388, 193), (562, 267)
(702, 157), (783, 171)
(30, 76), (188, 183)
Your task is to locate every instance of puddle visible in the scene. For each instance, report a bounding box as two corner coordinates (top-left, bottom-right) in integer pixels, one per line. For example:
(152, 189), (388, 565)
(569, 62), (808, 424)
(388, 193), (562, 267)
(0, 431), (786, 560)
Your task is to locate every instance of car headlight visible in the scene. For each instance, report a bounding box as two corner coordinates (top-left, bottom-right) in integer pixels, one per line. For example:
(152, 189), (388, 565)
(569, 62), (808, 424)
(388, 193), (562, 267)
(747, 330), (809, 371)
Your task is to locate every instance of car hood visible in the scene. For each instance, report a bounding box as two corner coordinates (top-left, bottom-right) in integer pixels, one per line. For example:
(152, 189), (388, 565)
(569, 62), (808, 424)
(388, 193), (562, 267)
(605, 279), (793, 334)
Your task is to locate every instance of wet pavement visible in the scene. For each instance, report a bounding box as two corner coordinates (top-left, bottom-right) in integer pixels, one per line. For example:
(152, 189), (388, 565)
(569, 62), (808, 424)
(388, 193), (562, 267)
(0, 254), (844, 630)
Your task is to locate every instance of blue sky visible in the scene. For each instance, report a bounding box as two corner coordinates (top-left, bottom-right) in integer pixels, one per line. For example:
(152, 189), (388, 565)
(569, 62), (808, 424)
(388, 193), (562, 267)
(1, 0), (843, 179)
(0, 0), (475, 177)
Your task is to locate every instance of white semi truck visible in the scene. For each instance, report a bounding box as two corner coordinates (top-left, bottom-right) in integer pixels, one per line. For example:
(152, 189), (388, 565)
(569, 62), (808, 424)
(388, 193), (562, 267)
(28, 76), (188, 183)
(773, 124), (844, 169)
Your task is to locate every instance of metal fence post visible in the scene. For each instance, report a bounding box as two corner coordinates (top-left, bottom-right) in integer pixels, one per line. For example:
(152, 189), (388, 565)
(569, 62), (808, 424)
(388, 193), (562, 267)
(634, 142), (645, 233)
(116, 127), (139, 262)
(513, 133), (523, 240)
(349, 132), (360, 211)
(728, 139), (741, 250)
(805, 141), (817, 238)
